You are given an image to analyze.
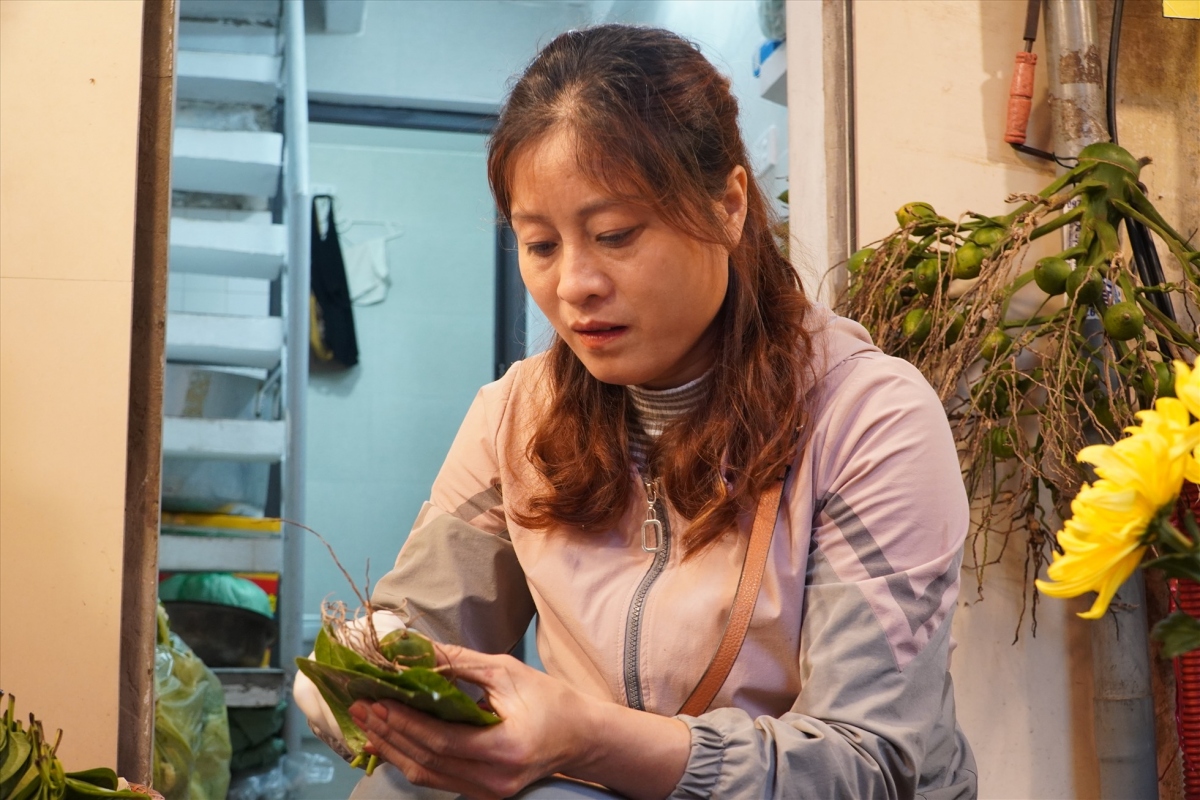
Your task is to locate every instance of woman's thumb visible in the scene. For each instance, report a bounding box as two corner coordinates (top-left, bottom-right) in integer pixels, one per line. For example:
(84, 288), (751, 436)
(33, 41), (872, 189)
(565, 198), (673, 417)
(434, 642), (509, 687)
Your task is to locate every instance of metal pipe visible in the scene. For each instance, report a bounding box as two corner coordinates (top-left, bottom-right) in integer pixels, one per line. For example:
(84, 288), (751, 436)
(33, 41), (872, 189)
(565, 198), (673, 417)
(1043, 0), (1107, 158)
(1044, 2), (1158, 797)
(281, 0), (311, 756)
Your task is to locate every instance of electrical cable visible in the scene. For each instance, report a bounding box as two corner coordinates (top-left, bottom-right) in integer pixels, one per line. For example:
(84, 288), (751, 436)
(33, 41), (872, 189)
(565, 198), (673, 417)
(1107, 0), (1124, 145)
(1104, 0), (1178, 338)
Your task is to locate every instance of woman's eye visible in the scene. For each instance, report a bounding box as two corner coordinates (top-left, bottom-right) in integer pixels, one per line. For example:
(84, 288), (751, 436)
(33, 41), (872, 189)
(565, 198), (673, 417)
(526, 242), (557, 257)
(597, 228), (636, 247)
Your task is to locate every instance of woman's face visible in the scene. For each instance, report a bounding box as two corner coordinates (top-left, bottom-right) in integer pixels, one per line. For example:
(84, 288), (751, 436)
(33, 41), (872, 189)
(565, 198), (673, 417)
(509, 130), (748, 389)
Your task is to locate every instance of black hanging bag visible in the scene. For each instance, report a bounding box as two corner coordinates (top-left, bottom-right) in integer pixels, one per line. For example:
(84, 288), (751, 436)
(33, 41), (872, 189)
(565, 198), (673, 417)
(310, 195), (360, 368)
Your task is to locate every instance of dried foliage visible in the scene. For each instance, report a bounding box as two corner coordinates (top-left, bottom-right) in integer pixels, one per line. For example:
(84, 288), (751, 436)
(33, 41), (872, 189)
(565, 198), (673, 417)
(833, 143), (1200, 623)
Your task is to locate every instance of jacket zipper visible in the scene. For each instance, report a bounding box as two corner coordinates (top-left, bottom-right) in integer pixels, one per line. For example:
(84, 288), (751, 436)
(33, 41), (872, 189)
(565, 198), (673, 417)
(623, 477), (670, 711)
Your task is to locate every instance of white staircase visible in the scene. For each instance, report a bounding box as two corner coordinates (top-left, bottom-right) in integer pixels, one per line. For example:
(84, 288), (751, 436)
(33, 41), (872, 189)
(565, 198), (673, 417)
(172, 128), (284, 196)
(169, 217), (286, 280)
(177, 50), (281, 105)
(165, 312), (283, 369)
(161, 0), (307, 723)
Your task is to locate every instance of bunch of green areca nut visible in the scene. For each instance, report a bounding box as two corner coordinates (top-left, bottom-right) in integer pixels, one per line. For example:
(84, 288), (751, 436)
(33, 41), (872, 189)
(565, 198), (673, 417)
(836, 141), (1199, 608)
(1, 693), (145, 800)
(296, 618), (499, 775)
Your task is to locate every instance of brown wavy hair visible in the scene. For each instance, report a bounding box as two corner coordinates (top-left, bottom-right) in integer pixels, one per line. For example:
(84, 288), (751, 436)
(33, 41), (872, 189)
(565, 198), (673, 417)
(488, 25), (815, 556)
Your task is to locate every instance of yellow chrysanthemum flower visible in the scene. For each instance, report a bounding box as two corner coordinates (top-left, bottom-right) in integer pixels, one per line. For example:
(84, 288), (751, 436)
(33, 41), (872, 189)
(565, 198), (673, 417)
(1176, 359), (1200, 419)
(1036, 420), (1189, 619)
(1172, 359), (1200, 481)
(1127, 396), (1200, 484)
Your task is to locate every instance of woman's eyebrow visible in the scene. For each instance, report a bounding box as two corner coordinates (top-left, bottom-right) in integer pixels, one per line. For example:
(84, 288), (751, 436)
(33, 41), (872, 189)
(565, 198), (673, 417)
(510, 200), (626, 225)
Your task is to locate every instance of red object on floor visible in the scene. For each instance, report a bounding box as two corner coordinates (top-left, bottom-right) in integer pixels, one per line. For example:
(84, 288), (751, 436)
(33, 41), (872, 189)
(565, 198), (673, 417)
(1172, 482), (1200, 798)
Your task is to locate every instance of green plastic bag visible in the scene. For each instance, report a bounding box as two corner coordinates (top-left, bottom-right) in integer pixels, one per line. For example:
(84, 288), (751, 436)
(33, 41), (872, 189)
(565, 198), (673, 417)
(153, 605), (232, 800)
(158, 573), (273, 619)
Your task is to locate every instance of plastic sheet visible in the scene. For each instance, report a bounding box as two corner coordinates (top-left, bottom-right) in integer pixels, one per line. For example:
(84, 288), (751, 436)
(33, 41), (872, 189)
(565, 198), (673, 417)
(154, 605), (233, 800)
(226, 752), (336, 800)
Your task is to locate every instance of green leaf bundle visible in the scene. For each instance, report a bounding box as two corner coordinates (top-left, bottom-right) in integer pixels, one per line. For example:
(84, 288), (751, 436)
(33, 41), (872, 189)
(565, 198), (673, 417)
(296, 624), (499, 773)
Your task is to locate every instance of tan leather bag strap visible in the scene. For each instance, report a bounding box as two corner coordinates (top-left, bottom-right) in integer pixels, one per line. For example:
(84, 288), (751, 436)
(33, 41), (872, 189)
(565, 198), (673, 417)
(678, 478), (785, 717)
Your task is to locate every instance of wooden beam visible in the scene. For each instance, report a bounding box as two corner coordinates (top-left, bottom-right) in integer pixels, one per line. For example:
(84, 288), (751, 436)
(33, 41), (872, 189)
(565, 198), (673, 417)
(119, 0), (177, 782)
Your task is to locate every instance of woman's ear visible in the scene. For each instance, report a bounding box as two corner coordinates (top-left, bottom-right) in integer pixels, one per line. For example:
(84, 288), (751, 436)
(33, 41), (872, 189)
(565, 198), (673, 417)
(720, 165), (749, 245)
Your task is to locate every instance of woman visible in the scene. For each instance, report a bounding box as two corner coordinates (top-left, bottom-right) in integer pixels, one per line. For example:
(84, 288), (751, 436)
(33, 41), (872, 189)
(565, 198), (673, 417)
(297, 24), (976, 800)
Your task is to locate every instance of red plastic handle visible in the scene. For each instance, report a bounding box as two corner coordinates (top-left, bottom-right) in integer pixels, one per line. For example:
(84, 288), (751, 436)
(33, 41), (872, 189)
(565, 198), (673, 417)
(1004, 52), (1038, 145)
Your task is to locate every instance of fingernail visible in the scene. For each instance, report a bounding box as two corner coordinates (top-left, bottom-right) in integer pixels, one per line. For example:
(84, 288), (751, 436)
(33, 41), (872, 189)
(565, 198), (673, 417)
(350, 702), (367, 721)
(371, 702), (388, 719)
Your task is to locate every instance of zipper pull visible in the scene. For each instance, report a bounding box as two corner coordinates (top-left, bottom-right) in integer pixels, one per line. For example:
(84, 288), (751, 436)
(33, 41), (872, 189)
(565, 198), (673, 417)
(642, 479), (663, 553)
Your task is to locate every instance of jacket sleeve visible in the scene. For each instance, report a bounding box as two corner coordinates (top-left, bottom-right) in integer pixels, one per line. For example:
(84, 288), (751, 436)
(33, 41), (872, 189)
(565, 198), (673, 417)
(669, 354), (977, 800)
(369, 369), (536, 655)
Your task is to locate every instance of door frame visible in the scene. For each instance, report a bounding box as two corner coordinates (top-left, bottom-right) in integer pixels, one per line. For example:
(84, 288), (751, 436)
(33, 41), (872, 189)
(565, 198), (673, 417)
(119, 0), (178, 781)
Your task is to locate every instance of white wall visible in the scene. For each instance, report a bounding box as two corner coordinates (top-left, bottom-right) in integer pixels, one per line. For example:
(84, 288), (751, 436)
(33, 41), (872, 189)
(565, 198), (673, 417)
(302, 125), (496, 632)
(305, 0), (595, 112)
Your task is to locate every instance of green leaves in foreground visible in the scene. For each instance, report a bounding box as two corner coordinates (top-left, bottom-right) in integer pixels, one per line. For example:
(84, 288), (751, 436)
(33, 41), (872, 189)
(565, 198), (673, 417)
(1152, 610), (1200, 659)
(296, 627), (500, 769)
(1, 692), (144, 800)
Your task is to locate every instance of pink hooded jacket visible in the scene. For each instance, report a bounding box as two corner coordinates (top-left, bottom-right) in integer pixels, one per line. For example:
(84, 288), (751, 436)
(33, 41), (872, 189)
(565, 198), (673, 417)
(367, 307), (976, 799)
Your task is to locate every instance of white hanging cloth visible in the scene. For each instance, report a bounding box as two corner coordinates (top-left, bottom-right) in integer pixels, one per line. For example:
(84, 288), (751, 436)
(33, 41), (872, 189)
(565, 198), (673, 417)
(343, 235), (392, 306)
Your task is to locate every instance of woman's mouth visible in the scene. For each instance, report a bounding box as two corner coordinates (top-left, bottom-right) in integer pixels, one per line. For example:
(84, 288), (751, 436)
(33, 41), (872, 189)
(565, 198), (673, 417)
(573, 324), (628, 349)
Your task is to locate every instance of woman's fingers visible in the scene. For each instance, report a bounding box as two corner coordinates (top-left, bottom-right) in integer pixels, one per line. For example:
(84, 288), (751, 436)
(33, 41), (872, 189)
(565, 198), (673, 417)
(350, 701), (524, 800)
(343, 646), (589, 796)
(433, 643), (517, 689)
(355, 697), (501, 760)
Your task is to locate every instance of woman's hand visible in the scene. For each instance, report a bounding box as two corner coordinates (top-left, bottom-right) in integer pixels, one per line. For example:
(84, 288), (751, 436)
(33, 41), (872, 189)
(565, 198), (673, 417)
(349, 644), (600, 800)
(348, 643), (691, 800)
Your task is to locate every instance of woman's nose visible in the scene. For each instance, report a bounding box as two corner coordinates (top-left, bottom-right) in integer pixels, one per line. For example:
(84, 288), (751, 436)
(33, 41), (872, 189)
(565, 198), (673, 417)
(556, 246), (611, 307)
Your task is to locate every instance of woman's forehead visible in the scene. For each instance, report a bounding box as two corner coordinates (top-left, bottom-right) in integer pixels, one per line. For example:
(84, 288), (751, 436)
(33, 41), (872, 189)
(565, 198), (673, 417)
(509, 130), (652, 221)
(511, 135), (618, 216)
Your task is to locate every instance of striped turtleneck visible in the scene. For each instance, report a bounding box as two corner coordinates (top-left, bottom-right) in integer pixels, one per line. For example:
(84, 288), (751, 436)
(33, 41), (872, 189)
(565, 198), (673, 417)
(626, 372), (711, 469)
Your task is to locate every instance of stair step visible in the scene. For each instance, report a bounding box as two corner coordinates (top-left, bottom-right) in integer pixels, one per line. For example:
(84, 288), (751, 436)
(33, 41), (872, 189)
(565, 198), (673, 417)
(162, 417), (285, 462)
(158, 530), (283, 572)
(173, 128), (283, 197)
(166, 312), (282, 369)
(211, 668), (287, 708)
(177, 50), (280, 105)
(181, 0), (281, 23)
(170, 218), (286, 280)
(179, 19), (280, 57)
(172, 208), (274, 225)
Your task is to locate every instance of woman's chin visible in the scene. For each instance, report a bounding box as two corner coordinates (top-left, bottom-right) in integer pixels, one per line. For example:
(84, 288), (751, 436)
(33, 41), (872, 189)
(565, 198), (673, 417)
(573, 356), (652, 388)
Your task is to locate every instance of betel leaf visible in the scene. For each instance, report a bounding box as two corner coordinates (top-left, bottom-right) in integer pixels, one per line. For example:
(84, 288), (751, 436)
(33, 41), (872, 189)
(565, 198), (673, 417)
(0, 729), (31, 795)
(7, 756), (41, 800)
(299, 625), (500, 764)
(300, 659), (499, 726)
(65, 767), (142, 796)
(1152, 610), (1200, 658)
(298, 630), (372, 756)
(62, 776), (145, 800)
(64, 768), (119, 791)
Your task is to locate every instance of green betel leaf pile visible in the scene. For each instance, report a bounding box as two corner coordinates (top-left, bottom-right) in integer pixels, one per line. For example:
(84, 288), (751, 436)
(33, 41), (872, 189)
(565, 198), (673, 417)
(296, 610), (500, 774)
(835, 142), (1200, 619)
(294, 522), (500, 774)
(0, 693), (145, 800)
